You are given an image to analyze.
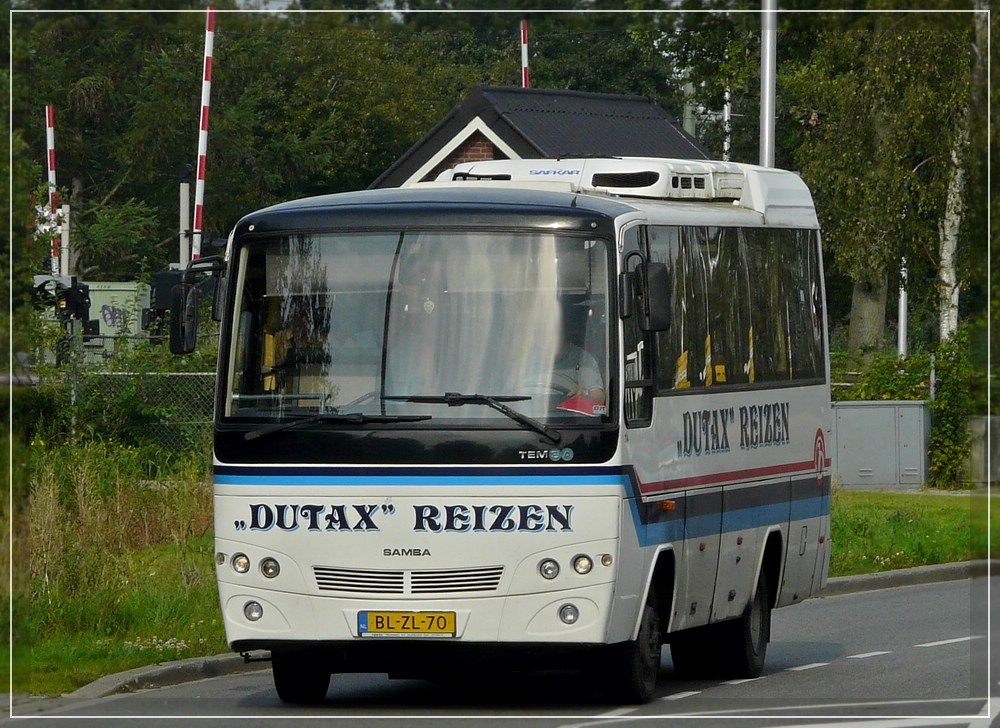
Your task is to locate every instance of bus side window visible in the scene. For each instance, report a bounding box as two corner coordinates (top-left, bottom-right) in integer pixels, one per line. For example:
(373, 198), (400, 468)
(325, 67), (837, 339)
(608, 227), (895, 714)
(622, 226), (652, 426)
(647, 226), (685, 393)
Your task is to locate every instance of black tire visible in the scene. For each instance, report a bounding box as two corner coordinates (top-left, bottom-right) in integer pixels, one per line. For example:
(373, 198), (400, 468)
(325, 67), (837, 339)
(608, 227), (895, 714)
(670, 573), (772, 680)
(669, 626), (719, 679)
(721, 571), (771, 678)
(603, 602), (662, 704)
(271, 651), (331, 704)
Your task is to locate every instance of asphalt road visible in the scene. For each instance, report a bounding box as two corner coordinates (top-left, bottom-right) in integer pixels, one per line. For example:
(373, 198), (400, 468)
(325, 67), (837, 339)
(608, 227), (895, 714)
(6, 562), (996, 727)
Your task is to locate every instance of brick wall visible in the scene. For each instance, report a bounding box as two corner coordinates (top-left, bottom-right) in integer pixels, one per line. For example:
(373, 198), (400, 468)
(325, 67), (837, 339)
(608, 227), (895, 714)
(424, 132), (509, 181)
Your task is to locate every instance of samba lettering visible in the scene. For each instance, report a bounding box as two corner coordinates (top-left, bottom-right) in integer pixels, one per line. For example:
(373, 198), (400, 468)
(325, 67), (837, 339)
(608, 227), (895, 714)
(738, 402), (790, 450)
(383, 548), (431, 557)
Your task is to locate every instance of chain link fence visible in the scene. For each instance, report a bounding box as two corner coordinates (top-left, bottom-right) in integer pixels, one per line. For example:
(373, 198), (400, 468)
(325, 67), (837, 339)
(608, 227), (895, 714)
(75, 371), (216, 452)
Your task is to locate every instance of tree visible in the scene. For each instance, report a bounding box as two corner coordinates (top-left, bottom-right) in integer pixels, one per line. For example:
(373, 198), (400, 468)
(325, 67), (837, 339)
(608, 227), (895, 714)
(665, 3), (986, 353)
(397, 3), (686, 113)
(784, 9), (979, 353)
(11, 7), (213, 277)
(11, 5), (509, 277)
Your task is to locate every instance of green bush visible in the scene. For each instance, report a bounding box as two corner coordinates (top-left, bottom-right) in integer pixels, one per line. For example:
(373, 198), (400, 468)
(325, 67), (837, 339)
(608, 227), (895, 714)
(927, 327), (974, 488)
(848, 351), (933, 402)
(11, 383), (68, 445)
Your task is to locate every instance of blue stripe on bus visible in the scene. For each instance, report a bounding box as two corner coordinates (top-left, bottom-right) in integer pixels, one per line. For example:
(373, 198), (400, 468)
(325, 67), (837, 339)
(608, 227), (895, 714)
(627, 490), (829, 548)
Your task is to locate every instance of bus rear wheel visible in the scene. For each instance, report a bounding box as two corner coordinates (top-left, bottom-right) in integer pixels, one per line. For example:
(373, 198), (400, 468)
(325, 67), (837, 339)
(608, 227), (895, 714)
(602, 602), (662, 704)
(720, 571), (771, 678)
(271, 650), (331, 704)
(669, 573), (771, 679)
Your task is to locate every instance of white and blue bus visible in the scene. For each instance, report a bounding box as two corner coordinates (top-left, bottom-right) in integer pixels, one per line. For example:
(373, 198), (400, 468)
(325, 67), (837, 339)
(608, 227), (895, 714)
(172, 157), (831, 704)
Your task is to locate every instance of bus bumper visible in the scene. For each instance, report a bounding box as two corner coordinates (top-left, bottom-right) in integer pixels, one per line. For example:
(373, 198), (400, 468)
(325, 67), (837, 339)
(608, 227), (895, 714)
(218, 580), (617, 648)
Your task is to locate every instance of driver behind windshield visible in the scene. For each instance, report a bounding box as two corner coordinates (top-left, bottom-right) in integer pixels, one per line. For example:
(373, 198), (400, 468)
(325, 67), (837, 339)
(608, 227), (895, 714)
(552, 306), (605, 405)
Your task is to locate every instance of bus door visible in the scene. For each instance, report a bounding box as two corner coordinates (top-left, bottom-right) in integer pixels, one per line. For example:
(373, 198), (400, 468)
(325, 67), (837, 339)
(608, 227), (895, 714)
(681, 486), (722, 629)
(712, 480), (765, 623)
(778, 472), (827, 606)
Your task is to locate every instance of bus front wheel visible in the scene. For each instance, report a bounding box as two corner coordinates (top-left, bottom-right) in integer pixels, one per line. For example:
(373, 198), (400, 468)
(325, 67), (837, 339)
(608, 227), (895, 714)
(602, 602), (662, 703)
(271, 651), (331, 704)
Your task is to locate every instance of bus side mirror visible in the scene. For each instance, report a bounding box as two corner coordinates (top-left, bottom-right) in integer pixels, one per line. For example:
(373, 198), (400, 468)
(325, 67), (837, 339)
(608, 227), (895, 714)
(212, 272), (227, 322)
(169, 283), (199, 354)
(619, 272), (635, 320)
(636, 261), (671, 332)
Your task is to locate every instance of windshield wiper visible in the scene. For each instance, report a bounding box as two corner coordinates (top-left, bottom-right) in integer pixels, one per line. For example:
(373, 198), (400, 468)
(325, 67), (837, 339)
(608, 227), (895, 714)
(245, 411), (431, 442)
(386, 392), (561, 444)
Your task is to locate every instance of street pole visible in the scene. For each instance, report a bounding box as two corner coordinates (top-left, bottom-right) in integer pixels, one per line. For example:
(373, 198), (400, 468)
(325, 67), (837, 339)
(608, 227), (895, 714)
(898, 257), (908, 359)
(760, 0), (777, 168)
(180, 180), (191, 267)
(60, 203), (70, 277)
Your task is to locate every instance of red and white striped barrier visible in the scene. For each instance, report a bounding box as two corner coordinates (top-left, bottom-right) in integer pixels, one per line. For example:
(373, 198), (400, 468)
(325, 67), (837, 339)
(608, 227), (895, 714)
(191, 7), (215, 261)
(45, 104), (60, 275)
(520, 19), (530, 89)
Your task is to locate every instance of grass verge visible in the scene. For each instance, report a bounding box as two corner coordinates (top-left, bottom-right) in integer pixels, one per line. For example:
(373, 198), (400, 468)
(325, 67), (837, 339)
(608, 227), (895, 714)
(10, 535), (228, 697)
(830, 488), (994, 575)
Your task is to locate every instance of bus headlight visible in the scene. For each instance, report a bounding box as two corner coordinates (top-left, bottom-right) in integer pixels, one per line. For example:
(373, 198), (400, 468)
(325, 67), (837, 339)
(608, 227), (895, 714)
(539, 558), (560, 580)
(573, 555), (593, 575)
(260, 557), (280, 579)
(231, 553), (251, 574)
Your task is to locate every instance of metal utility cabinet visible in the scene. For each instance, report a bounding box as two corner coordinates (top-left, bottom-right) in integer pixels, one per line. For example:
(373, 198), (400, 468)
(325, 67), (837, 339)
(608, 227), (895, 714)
(832, 401), (930, 489)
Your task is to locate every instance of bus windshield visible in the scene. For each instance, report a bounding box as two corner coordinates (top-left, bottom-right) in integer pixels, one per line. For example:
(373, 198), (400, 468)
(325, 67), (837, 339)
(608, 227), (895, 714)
(224, 230), (610, 424)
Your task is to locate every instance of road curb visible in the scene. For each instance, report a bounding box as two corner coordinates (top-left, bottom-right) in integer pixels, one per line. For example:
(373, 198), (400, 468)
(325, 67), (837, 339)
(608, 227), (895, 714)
(12, 559), (995, 708)
(818, 559), (995, 597)
(64, 651), (271, 702)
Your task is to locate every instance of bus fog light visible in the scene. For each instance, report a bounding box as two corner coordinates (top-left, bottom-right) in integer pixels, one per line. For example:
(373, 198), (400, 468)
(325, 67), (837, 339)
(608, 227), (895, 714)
(243, 601), (264, 622)
(215, 552), (226, 567)
(260, 557), (280, 579)
(573, 555), (593, 575)
(558, 604), (580, 625)
(231, 553), (251, 574)
(601, 553), (613, 567)
(539, 559), (560, 580)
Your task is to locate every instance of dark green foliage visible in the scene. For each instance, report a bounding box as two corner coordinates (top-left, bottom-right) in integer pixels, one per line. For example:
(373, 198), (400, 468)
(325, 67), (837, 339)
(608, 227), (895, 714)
(927, 327), (974, 488)
(11, 383), (66, 445)
(832, 351), (932, 403)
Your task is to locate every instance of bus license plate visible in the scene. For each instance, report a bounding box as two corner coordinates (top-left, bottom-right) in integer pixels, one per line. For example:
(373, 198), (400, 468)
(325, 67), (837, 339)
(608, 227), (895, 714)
(358, 611), (456, 637)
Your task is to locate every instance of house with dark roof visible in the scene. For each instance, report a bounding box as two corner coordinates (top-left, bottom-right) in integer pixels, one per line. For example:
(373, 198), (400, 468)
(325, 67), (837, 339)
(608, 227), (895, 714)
(370, 84), (712, 189)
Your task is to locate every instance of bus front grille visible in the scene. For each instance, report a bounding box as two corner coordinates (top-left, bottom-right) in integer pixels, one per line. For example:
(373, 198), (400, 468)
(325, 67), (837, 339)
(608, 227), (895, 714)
(313, 565), (504, 595)
(313, 566), (404, 593)
(411, 566), (505, 593)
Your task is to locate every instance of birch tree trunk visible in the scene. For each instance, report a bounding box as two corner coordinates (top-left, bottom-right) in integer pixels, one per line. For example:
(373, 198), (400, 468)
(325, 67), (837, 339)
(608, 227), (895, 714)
(938, 111), (967, 343)
(938, 5), (984, 343)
